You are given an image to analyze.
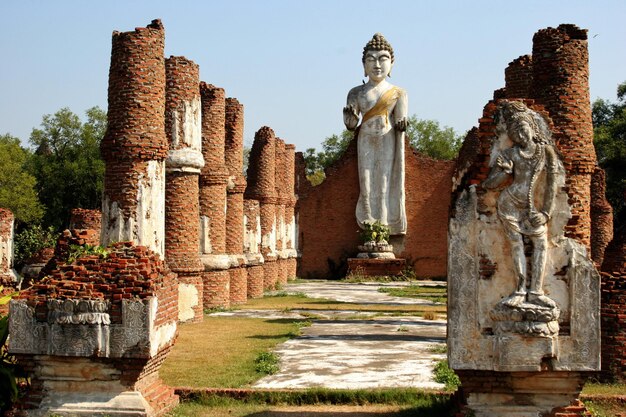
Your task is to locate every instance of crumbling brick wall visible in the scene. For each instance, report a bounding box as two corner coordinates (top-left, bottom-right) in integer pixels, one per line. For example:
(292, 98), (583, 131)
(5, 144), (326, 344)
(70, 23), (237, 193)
(100, 19), (168, 255)
(600, 229), (626, 383)
(297, 139), (454, 279)
(164, 56), (204, 322)
(12, 241), (179, 414)
(245, 126), (279, 289)
(69, 208), (102, 233)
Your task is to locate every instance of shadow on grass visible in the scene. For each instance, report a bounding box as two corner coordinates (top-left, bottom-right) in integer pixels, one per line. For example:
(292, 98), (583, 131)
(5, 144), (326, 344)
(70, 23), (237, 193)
(242, 405), (453, 416)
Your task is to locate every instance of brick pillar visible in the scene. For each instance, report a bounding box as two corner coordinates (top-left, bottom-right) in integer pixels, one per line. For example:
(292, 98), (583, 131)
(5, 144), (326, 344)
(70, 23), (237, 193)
(199, 83), (230, 308)
(504, 55), (533, 99)
(274, 138), (288, 285)
(284, 144), (298, 281)
(531, 24), (596, 248)
(600, 230), (626, 383)
(69, 208), (102, 233)
(293, 151), (309, 280)
(11, 20), (179, 417)
(591, 168), (613, 266)
(68, 208), (101, 249)
(244, 199), (264, 298)
(165, 56), (205, 323)
(225, 97), (247, 304)
(100, 19), (168, 257)
(0, 208), (16, 286)
(245, 127), (277, 291)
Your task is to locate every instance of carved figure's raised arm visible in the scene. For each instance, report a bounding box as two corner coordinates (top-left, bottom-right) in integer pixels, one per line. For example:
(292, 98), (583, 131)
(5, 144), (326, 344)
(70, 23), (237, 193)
(343, 88), (360, 131)
(483, 152), (513, 190)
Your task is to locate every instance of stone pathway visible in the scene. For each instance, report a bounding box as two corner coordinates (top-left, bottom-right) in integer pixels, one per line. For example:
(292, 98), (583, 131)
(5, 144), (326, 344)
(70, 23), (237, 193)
(212, 280), (447, 390)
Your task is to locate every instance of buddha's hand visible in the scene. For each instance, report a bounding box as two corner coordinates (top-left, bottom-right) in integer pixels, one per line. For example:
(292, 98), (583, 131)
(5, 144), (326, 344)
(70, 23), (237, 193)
(528, 210), (549, 227)
(496, 156), (513, 174)
(343, 105), (358, 119)
(395, 117), (407, 132)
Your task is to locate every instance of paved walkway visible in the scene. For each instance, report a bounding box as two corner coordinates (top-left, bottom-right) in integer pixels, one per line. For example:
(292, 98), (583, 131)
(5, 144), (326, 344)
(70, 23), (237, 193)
(213, 280), (447, 390)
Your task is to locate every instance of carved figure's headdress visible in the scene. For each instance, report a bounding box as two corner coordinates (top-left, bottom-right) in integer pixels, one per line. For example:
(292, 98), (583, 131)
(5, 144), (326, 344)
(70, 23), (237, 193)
(362, 33), (395, 64)
(498, 100), (552, 145)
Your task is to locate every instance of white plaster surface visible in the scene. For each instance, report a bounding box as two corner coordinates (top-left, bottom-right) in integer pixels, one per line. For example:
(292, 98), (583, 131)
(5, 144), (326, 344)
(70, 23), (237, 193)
(215, 280), (447, 390)
(101, 160), (165, 257)
(178, 283), (199, 323)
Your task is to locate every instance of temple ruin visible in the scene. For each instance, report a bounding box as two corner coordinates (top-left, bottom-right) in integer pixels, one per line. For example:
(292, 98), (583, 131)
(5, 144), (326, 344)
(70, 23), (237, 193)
(3, 18), (624, 417)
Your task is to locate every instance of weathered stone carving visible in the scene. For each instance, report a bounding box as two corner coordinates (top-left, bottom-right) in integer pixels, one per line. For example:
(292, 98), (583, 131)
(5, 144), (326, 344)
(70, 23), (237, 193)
(344, 33), (407, 235)
(449, 99), (600, 377)
(483, 101), (562, 335)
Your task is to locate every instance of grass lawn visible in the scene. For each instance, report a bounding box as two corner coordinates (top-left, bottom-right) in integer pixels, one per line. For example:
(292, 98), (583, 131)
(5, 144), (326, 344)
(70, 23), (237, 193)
(160, 316), (305, 388)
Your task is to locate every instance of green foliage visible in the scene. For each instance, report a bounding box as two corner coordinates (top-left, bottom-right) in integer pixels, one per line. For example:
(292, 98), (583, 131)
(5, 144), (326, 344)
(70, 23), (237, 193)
(254, 351), (280, 375)
(66, 244), (109, 263)
(406, 116), (463, 160)
(0, 134), (44, 225)
(0, 288), (21, 413)
(593, 81), (626, 226)
(13, 224), (57, 269)
(27, 106), (106, 229)
(303, 130), (353, 184)
(360, 220), (390, 243)
(433, 360), (460, 391)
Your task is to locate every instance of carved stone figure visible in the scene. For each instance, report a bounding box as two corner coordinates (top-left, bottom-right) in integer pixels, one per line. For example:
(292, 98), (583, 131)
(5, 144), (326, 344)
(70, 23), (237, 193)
(483, 101), (559, 314)
(344, 33), (407, 235)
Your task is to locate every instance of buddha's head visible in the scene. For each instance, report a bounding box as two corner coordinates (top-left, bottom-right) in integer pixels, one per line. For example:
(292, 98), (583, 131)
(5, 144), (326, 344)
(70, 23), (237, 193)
(362, 33), (394, 80)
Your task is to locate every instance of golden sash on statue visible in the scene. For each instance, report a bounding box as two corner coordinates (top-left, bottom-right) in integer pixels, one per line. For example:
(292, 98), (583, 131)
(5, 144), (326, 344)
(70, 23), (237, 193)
(360, 86), (400, 125)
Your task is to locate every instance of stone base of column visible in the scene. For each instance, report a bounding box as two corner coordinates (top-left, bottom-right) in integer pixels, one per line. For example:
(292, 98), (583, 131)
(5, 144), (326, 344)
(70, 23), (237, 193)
(456, 370), (588, 417)
(177, 273), (204, 323)
(262, 261), (278, 291)
(15, 356), (178, 417)
(229, 267), (247, 305)
(247, 265), (264, 299)
(202, 270), (230, 309)
(285, 258), (297, 281)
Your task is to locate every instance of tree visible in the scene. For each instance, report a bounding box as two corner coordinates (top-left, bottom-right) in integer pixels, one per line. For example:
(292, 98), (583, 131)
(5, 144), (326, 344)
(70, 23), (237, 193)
(303, 130), (353, 185)
(0, 134), (44, 224)
(593, 81), (626, 226)
(27, 107), (106, 229)
(406, 115), (463, 160)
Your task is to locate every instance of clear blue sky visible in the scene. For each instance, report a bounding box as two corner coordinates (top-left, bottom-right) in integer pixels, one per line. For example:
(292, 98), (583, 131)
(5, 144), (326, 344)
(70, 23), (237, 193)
(1, 1), (624, 152)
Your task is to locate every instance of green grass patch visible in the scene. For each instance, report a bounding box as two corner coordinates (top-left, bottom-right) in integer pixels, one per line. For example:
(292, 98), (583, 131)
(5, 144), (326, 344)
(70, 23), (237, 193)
(582, 381), (626, 396)
(160, 317), (304, 388)
(433, 360), (460, 391)
(428, 344), (447, 354)
(170, 388), (454, 417)
(254, 352), (280, 375)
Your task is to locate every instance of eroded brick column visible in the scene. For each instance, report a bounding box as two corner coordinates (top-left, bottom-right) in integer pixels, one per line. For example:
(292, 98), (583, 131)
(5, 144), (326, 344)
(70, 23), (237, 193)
(0, 208), (16, 286)
(199, 83), (230, 308)
(100, 19), (168, 256)
(165, 56), (204, 323)
(531, 24), (596, 248)
(591, 168), (613, 266)
(504, 55), (533, 99)
(274, 138), (288, 285)
(600, 230), (626, 383)
(225, 97), (247, 304)
(244, 199), (264, 298)
(245, 127), (278, 290)
(284, 143), (298, 280)
(69, 208), (102, 233)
